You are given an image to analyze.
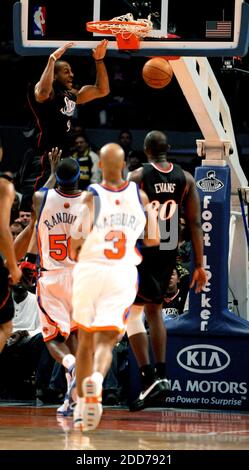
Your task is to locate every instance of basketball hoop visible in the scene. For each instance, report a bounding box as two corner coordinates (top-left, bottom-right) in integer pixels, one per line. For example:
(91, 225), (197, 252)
(86, 13), (153, 50)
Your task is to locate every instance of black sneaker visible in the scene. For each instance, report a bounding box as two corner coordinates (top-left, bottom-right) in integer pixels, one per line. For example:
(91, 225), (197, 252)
(129, 379), (171, 412)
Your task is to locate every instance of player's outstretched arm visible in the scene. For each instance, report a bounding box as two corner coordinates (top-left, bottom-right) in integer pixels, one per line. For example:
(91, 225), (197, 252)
(76, 40), (110, 104)
(35, 42), (74, 102)
(43, 147), (62, 189)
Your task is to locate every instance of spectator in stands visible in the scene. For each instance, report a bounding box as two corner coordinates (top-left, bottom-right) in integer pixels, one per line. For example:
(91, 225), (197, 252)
(71, 133), (101, 189)
(16, 211), (32, 228)
(118, 130), (136, 178)
(127, 150), (147, 172)
(118, 130), (134, 162)
(69, 123), (84, 151)
(161, 266), (189, 322)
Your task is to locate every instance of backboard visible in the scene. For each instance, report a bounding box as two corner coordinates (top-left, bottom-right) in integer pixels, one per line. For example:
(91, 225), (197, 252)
(13, 0), (249, 56)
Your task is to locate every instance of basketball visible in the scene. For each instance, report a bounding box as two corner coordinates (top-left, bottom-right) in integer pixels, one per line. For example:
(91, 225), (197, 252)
(142, 57), (173, 89)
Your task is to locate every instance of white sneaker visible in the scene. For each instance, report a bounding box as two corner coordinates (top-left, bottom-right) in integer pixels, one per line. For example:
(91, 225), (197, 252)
(82, 375), (103, 432)
(57, 396), (76, 416)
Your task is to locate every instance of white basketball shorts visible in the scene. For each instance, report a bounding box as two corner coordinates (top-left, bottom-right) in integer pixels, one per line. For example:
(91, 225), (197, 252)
(72, 262), (138, 333)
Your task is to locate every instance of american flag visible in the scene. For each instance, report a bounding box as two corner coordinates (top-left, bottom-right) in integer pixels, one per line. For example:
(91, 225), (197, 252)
(205, 20), (232, 38)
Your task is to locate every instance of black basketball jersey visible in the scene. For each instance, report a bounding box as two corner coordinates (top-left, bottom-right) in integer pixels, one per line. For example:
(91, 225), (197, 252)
(27, 81), (77, 156)
(141, 162), (187, 207)
(140, 162), (187, 253)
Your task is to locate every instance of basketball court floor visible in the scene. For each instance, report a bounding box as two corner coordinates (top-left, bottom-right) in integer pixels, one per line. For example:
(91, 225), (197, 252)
(0, 403), (249, 451)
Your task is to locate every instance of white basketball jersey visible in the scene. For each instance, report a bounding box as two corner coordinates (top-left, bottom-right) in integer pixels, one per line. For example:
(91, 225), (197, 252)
(78, 181), (146, 266)
(37, 188), (82, 270)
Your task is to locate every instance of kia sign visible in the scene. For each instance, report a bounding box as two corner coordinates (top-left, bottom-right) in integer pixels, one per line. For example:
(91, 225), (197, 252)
(177, 344), (230, 374)
(164, 336), (249, 410)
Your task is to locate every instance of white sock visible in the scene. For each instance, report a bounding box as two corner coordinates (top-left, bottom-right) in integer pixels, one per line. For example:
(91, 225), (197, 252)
(91, 371), (104, 387)
(62, 354), (75, 371)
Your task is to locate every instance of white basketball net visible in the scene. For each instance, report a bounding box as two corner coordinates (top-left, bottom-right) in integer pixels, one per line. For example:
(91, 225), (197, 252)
(92, 13), (153, 37)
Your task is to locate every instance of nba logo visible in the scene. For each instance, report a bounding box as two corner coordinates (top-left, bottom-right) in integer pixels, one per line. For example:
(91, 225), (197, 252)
(33, 6), (46, 37)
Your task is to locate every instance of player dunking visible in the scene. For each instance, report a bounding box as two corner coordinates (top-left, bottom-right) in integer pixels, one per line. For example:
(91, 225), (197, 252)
(70, 143), (160, 431)
(20, 40), (109, 211)
(33, 154), (82, 415)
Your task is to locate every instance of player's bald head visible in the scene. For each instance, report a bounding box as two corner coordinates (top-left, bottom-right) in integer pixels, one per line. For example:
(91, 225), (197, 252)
(144, 130), (169, 160)
(99, 143), (125, 172)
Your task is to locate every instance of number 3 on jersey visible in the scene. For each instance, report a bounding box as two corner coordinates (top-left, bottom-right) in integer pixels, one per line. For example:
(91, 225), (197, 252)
(49, 234), (71, 261)
(104, 230), (126, 259)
